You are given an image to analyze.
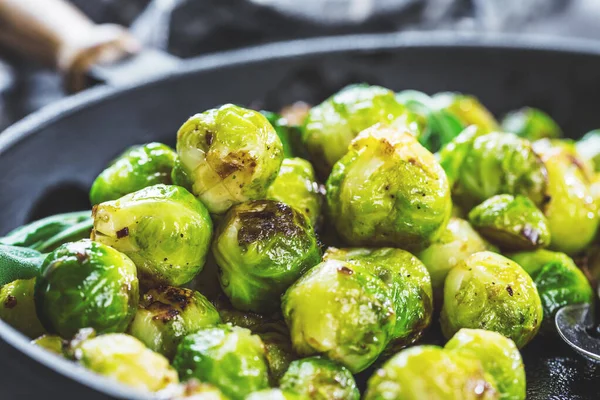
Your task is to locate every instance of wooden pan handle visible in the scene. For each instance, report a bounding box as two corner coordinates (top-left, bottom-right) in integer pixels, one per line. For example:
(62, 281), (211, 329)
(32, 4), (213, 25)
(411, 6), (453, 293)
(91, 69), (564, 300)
(0, 0), (141, 92)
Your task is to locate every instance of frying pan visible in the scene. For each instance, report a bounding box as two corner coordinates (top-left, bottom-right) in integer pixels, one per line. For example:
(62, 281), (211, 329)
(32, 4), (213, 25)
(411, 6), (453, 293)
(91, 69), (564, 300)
(1, 1), (600, 399)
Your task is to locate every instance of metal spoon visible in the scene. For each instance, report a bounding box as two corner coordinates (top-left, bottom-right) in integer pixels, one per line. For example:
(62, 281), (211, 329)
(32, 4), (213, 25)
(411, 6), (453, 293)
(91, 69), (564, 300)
(555, 286), (600, 361)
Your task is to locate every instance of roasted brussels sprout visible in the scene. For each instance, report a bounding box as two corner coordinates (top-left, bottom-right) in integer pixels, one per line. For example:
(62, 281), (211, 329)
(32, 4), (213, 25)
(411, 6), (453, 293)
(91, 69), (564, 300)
(302, 84), (414, 176)
(35, 240), (138, 338)
(533, 139), (599, 254)
(32, 334), (64, 355)
(445, 329), (526, 400)
(246, 389), (302, 400)
(90, 143), (177, 205)
(259, 329), (297, 385)
(576, 130), (600, 171)
(213, 200), (321, 313)
(508, 249), (593, 329)
(0, 278), (45, 338)
(266, 158), (323, 227)
(172, 104), (284, 214)
(418, 217), (494, 298)
(364, 345), (498, 400)
(396, 90), (464, 153)
(173, 325), (270, 400)
(502, 107), (562, 141)
(73, 333), (178, 392)
(468, 195), (551, 250)
(440, 251), (543, 348)
(433, 92), (499, 133)
(279, 357), (360, 400)
(324, 247), (432, 350)
(128, 286), (221, 359)
(442, 131), (548, 209)
(167, 381), (228, 400)
(92, 184), (213, 286)
(326, 124), (451, 250)
(282, 259), (395, 373)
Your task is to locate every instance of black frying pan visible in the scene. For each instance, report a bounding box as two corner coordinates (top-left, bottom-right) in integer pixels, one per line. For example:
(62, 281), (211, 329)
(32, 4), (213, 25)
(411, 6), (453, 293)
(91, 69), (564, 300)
(1, 1), (600, 399)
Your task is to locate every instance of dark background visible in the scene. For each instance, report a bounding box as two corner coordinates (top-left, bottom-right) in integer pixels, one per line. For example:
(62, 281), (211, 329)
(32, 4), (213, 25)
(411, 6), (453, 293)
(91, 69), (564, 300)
(1, 0), (600, 132)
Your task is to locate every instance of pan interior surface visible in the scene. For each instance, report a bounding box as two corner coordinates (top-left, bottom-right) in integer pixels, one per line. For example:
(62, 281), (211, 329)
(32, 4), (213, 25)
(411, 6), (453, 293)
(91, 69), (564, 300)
(1, 33), (600, 399)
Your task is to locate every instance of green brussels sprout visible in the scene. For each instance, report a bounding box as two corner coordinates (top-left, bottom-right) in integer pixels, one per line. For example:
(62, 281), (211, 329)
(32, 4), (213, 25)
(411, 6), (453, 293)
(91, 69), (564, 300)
(433, 92), (499, 133)
(74, 333), (178, 392)
(266, 158), (324, 227)
(364, 345), (499, 400)
(324, 247), (432, 350)
(32, 334), (64, 355)
(259, 329), (297, 385)
(246, 389), (302, 400)
(281, 259), (395, 373)
(445, 329), (526, 400)
(128, 286), (221, 359)
(0, 278), (45, 338)
(533, 139), (599, 254)
(35, 240), (138, 338)
(468, 195), (551, 250)
(173, 325), (270, 400)
(508, 249), (593, 330)
(418, 217), (495, 298)
(279, 357), (360, 400)
(213, 200), (321, 314)
(90, 143), (177, 205)
(442, 131), (548, 210)
(302, 84), (415, 177)
(440, 251), (543, 348)
(165, 381), (228, 400)
(577, 130), (600, 171)
(502, 107), (562, 142)
(326, 125), (451, 250)
(397, 90), (465, 153)
(92, 184), (213, 286)
(172, 104), (284, 214)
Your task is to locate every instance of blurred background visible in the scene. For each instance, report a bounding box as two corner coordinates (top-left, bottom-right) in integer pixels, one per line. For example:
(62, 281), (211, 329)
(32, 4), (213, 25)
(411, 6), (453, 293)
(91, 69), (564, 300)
(1, 0), (600, 133)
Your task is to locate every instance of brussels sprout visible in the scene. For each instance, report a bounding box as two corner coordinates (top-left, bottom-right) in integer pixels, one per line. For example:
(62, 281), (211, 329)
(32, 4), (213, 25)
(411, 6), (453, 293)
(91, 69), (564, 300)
(92, 184), (213, 286)
(266, 158), (324, 227)
(246, 389), (302, 400)
(576, 130), (600, 171)
(260, 330), (297, 385)
(74, 333), (178, 392)
(172, 104), (283, 214)
(173, 325), (270, 400)
(445, 329), (526, 400)
(326, 125), (451, 250)
(433, 92), (499, 133)
(0, 278), (45, 338)
(397, 90), (465, 153)
(166, 381), (228, 400)
(324, 247), (432, 350)
(281, 259), (395, 373)
(501, 107), (562, 142)
(468, 195), (551, 250)
(302, 84), (415, 177)
(213, 200), (321, 314)
(533, 139), (599, 254)
(443, 131), (548, 209)
(128, 286), (221, 359)
(364, 345), (498, 400)
(440, 251), (543, 348)
(418, 217), (494, 298)
(90, 143), (177, 205)
(32, 334), (64, 355)
(35, 240), (138, 338)
(279, 357), (360, 400)
(508, 249), (593, 330)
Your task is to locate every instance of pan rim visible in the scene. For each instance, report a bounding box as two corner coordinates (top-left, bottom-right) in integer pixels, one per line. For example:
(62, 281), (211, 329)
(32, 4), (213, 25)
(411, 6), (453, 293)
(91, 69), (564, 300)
(1, 30), (600, 398)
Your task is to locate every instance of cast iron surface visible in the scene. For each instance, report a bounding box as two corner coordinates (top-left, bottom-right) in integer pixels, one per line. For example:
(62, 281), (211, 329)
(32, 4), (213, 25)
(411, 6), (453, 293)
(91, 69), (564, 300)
(1, 32), (600, 399)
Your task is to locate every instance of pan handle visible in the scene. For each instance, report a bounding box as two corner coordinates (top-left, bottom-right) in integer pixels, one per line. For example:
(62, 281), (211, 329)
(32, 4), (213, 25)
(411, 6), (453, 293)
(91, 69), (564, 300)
(0, 0), (141, 92)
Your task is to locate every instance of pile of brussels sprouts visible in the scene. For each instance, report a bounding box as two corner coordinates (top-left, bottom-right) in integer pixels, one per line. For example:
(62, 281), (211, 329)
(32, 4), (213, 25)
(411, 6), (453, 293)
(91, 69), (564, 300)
(1, 84), (600, 399)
